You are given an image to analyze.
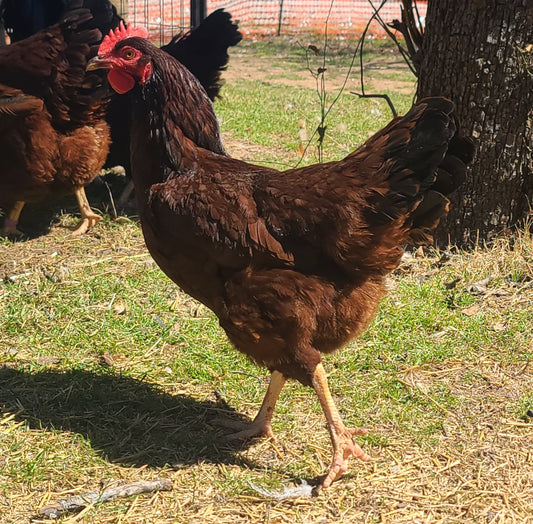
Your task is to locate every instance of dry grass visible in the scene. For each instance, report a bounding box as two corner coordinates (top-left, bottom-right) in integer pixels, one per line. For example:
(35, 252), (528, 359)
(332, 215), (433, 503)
(1, 204), (532, 523)
(1, 38), (532, 524)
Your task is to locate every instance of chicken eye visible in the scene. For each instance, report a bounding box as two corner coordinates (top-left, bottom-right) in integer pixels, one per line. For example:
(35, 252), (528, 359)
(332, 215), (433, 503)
(123, 49), (135, 60)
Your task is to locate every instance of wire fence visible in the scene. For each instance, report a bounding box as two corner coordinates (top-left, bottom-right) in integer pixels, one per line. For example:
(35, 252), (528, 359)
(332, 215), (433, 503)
(115, 0), (427, 44)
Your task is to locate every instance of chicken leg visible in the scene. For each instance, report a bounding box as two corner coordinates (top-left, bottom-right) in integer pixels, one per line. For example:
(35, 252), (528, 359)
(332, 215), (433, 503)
(1, 200), (25, 237)
(311, 362), (370, 489)
(72, 186), (101, 235)
(221, 370), (286, 440)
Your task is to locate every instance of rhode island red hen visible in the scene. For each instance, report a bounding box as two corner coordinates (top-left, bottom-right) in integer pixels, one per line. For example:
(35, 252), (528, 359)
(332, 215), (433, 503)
(0, 0), (116, 236)
(88, 26), (474, 490)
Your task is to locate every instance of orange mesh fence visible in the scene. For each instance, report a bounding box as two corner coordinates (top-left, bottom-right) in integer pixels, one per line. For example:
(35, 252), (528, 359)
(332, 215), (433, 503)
(124, 0), (427, 43)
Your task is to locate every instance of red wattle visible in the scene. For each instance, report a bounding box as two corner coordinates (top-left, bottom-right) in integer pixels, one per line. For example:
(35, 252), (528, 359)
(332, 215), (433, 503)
(108, 69), (135, 94)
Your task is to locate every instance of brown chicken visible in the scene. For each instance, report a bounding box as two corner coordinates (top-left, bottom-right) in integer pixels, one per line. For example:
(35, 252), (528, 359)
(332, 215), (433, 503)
(88, 27), (474, 489)
(0, 4), (242, 225)
(0, 1), (115, 236)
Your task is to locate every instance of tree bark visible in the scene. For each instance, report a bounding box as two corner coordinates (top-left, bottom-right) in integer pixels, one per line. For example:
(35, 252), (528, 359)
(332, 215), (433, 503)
(417, 0), (533, 246)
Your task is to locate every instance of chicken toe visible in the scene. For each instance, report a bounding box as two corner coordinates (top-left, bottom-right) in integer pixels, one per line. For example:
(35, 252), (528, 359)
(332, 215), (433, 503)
(320, 426), (370, 489)
(72, 187), (101, 235)
(217, 416), (275, 440)
(1, 201), (25, 237)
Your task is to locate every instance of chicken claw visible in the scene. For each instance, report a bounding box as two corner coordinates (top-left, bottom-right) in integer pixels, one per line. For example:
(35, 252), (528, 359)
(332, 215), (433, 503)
(320, 426), (370, 490)
(1, 201), (26, 238)
(71, 213), (102, 236)
(311, 362), (371, 489)
(216, 416), (275, 440)
(1, 221), (25, 238)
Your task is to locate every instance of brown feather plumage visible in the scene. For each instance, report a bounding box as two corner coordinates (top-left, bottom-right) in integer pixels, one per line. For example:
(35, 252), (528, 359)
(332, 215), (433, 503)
(0, 2), (116, 234)
(92, 36), (474, 487)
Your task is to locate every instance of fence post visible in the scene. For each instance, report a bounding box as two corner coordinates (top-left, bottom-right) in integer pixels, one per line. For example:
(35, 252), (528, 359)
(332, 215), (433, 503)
(191, 0), (207, 28)
(277, 0), (284, 36)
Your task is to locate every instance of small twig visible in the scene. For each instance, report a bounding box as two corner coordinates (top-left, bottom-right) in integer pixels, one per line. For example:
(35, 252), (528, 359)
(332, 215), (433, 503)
(38, 479), (173, 519)
(298, 2), (367, 166)
(348, 1), (400, 119)
(104, 180), (118, 219)
(368, 0), (418, 76)
(350, 92), (398, 118)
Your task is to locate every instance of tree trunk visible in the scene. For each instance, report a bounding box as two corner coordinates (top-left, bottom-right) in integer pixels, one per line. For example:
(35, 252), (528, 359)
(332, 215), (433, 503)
(417, 0), (533, 246)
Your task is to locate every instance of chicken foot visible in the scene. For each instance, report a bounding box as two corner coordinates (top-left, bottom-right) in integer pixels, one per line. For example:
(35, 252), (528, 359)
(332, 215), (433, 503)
(1, 201), (25, 237)
(72, 186), (101, 235)
(219, 370), (286, 440)
(311, 362), (370, 490)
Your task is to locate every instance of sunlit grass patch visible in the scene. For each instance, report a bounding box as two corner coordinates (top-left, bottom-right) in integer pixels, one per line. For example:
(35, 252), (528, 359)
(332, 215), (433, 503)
(0, 38), (532, 523)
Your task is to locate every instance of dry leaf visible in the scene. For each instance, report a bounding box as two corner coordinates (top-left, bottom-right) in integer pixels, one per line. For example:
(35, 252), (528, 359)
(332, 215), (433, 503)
(466, 277), (490, 295)
(492, 321), (506, 332)
(461, 305), (480, 316)
(101, 352), (115, 366)
(113, 302), (126, 315)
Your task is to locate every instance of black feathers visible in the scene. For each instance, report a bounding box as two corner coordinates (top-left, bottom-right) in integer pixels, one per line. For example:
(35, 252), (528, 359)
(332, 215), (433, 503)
(161, 9), (242, 100)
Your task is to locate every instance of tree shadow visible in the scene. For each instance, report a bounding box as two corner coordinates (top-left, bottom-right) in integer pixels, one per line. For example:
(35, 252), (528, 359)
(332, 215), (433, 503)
(0, 366), (256, 469)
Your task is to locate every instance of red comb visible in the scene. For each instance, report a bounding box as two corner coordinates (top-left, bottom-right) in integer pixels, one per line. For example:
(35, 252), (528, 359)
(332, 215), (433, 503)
(98, 22), (149, 56)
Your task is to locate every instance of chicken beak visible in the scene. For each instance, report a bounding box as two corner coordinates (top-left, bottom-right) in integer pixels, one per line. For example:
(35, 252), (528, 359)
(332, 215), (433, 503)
(86, 56), (113, 71)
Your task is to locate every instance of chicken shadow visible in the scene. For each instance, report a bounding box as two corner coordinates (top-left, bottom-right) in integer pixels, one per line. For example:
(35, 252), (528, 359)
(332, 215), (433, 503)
(9, 171), (134, 239)
(0, 366), (257, 469)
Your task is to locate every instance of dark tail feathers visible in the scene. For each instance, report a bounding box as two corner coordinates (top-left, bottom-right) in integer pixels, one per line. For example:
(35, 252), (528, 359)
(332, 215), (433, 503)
(161, 9), (242, 100)
(408, 98), (474, 244)
(61, 0), (122, 38)
(378, 97), (474, 245)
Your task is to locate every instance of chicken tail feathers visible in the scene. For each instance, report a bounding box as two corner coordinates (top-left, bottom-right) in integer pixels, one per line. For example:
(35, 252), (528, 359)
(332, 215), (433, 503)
(161, 9), (242, 101)
(401, 99), (474, 244)
(319, 97), (474, 275)
(361, 97), (474, 247)
(408, 127), (474, 244)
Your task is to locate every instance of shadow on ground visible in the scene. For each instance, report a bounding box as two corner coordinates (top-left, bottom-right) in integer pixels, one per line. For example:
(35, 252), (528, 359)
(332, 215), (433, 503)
(5, 171), (134, 239)
(0, 366), (256, 469)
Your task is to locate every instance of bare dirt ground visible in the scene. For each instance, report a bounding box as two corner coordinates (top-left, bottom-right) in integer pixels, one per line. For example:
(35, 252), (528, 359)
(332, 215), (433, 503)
(223, 38), (415, 94)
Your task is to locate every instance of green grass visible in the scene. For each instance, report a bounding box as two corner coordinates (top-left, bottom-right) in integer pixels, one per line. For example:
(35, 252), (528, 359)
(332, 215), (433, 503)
(219, 38), (415, 166)
(1, 38), (532, 523)
(218, 80), (413, 166)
